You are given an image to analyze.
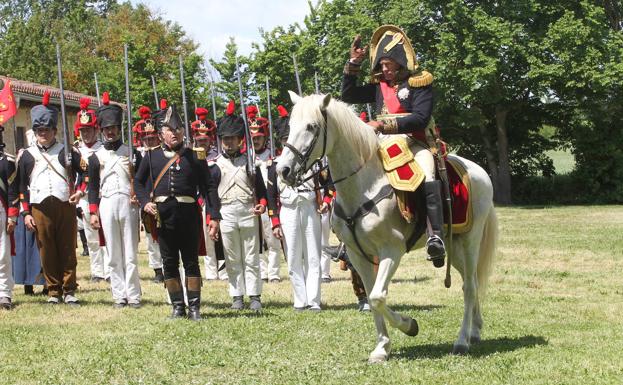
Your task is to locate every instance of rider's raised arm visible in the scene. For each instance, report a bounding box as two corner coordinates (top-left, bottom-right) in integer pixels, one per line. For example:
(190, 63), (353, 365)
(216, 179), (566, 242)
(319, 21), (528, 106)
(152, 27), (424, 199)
(341, 61), (376, 104)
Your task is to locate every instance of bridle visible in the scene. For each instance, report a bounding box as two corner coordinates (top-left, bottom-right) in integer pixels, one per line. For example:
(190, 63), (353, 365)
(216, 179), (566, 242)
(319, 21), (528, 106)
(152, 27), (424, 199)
(283, 107), (364, 188)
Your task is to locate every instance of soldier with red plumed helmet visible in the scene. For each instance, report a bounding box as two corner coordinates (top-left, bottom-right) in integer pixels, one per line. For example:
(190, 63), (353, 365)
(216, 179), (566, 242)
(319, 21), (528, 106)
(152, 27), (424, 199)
(211, 101), (267, 312)
(74, 96), (108, 283)
(247, 105), (282, 283)
(341, 25), (445, 267)
(191, 107), (225, 281)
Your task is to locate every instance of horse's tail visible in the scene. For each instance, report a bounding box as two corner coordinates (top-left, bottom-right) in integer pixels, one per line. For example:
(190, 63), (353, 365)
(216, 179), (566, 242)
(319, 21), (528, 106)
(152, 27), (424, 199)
(477, 206), (498, 299)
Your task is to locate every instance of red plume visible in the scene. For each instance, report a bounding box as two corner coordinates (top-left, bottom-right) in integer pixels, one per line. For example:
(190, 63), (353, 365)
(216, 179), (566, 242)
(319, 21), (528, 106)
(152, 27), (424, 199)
(42, 91), (51, 106)
(138, 106), (152, 119)
(246, 105), (258, 119)
(160, 99), (167, 110)
(277, 105), (288, 118)
(359, 111), (368, 122)
(102, 92), (110, 105)
(79, 97), (91, 110)
(195, 107), (209, 119)
(226, 100), (235, 116)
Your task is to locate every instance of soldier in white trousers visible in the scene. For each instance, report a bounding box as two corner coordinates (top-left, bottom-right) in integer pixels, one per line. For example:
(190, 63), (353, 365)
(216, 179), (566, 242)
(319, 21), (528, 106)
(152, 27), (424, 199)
(211, 102), (267, 311)
(0, 143), (16, 310)
(75, 98), (108, 282)
(191, 107), (227, 281)
(247, 105), (281, 283)
(88, 97), (142, 308)
(133, 105), (164, 283)
(268, 108), (333, 311)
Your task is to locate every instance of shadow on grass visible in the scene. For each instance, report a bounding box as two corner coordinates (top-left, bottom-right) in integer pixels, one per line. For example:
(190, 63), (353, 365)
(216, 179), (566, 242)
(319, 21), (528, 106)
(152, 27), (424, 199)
(394, 335), (548, 360)
(391, 275), (431, 284)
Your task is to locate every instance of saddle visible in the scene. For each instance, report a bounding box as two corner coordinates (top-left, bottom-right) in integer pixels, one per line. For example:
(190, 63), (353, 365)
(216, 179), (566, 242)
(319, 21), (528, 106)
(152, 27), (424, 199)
(378, 137), (473, 233)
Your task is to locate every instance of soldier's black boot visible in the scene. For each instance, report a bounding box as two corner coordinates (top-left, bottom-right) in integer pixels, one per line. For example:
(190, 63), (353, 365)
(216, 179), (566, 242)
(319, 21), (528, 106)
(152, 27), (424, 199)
(79, 229), (89, 256)
(425, 181), (446, 268)
(165, 277), (186, 319)
(186, 277), (202, 322)
(153, 268), (164, 283)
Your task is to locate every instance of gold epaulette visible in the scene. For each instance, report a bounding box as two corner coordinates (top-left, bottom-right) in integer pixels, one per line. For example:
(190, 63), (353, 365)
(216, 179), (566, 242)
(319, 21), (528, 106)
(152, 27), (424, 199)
(193, 147), (206, 160)
(408, 71), (433, 88)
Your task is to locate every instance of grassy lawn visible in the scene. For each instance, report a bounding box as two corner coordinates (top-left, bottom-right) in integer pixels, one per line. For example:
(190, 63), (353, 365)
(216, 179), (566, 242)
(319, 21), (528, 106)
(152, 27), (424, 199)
(1, 206), (622, 384)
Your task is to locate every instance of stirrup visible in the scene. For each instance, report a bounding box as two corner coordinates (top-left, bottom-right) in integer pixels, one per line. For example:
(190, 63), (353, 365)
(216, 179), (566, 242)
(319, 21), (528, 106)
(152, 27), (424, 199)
(426, 235), (446, 268)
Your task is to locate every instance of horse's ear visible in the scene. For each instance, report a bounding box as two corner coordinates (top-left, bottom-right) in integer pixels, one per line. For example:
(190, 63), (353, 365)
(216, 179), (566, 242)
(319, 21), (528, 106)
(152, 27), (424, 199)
(321, 93), (332, 111)
(288, 90), (302, 104)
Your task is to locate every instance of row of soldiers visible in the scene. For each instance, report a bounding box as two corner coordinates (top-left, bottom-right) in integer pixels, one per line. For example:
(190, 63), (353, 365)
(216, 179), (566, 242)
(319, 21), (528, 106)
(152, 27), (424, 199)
(0, 90), (348, 319)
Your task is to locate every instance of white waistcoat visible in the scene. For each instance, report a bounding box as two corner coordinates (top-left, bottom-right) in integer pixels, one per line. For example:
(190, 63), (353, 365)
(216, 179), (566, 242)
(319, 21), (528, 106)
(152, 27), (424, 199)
(216, 155), (254, 205)
(255, 149), (271, 189)
(27, 143), (70, 204)
(96, 144), (132, 198)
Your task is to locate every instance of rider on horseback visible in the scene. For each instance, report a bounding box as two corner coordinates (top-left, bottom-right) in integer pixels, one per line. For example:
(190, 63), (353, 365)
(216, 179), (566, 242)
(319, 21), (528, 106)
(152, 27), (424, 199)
(341, 25), (446, 267)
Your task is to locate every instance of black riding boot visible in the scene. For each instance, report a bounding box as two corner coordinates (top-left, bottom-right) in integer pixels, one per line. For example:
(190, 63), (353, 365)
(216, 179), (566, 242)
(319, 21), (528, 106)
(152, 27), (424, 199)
(186, 277), (202, 322)
(79, 229), (89, 256)
(425, 181), (446, 268)
(165, 277), (186, 319)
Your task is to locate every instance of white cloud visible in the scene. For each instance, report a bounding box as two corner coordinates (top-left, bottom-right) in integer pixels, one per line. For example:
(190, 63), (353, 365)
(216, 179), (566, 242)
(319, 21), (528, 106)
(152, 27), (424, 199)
(131, 0), (311, 61)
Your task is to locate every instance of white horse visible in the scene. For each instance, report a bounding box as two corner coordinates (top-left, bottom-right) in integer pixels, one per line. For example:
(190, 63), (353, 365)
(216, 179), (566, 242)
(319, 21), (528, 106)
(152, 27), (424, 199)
(277, 92), (498, 362)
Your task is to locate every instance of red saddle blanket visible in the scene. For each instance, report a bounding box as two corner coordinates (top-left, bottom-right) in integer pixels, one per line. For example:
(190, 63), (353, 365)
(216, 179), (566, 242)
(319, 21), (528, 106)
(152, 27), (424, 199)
(444, 157), (473, 234)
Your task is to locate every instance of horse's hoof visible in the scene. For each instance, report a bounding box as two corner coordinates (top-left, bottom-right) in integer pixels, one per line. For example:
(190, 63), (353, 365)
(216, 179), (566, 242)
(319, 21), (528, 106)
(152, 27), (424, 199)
(402, 318), (419, 337)
(469, 335), (481, 344)
(368, 353), (388, 364)
(452, 344), (469, 355)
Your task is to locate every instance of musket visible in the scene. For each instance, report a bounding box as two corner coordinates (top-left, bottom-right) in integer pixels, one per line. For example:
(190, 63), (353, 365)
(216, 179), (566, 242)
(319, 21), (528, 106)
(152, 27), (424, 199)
(150, 75), (159, 109)
(265, 77), (275, 159)
(366, 103), (372, 120)
(94, 73), (101, 107)
(194, 102), (198, 120)
(314, 71), (320, 94)
(178, 55), (191, 147)
(55, 43), (75, 194)
(292, 54), (303, 96)
(123, 44), (136, 198)
(209, 81), (221, 154)
(234, 56), (255, 179)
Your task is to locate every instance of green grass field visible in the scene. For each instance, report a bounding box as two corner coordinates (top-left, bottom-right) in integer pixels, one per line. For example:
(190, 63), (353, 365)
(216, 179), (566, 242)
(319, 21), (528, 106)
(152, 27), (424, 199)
(1, 206), (622, 384)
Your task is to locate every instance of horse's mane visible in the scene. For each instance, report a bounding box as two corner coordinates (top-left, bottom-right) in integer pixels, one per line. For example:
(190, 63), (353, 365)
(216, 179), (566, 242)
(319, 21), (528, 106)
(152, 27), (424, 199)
(294, 95), (379, 164)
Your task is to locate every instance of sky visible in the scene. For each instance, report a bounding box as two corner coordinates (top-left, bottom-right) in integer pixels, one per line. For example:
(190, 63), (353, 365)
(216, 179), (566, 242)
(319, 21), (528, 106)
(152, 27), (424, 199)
(130, 0), (312, 61)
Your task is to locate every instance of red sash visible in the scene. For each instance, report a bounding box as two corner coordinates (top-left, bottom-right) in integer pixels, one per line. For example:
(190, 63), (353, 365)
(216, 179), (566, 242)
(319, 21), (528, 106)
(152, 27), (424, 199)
(380, 82), (406, 114)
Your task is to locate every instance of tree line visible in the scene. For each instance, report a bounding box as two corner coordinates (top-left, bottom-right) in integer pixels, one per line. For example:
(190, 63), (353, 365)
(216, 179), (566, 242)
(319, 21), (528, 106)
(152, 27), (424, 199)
(1, 0), (621, 203)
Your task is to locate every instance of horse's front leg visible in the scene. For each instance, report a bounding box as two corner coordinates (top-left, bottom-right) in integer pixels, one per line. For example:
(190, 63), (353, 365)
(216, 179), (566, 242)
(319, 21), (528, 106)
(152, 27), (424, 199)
(368, 254), (419, 337)
(348, 253), (391, 363)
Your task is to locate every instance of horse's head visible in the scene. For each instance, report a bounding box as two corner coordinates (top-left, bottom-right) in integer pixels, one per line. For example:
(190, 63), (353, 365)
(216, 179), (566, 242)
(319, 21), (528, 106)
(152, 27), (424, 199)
(277, 91), (333, 186)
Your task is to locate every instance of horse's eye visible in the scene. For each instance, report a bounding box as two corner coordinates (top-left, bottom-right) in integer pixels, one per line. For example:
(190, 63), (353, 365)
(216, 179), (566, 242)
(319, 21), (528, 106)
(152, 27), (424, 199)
(306, 124), (318, 133)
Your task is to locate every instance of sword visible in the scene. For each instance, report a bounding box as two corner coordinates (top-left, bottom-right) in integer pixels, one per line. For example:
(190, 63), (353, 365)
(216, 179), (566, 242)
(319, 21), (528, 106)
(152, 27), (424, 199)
(432, 133), (453, 289)
(292, 54), (303, 96)
(179, 55), (191, 147)
(55, 43), (75, 194)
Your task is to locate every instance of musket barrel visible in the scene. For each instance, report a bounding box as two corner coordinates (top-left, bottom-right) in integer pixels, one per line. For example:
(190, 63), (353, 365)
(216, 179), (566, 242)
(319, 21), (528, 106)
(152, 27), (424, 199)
(292, 54), (303, 96)
(314, 72), (320, 94)
(94, 73), (101, 107)
(151, 75), (159, 108)
(265, 77), (275, 159)
(179, 55), (190, 146)
(210, 81), (221, 154)
(123, 44), (133, 154)
(235, 56), (254, 176)
(55, 44), (71, 167)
